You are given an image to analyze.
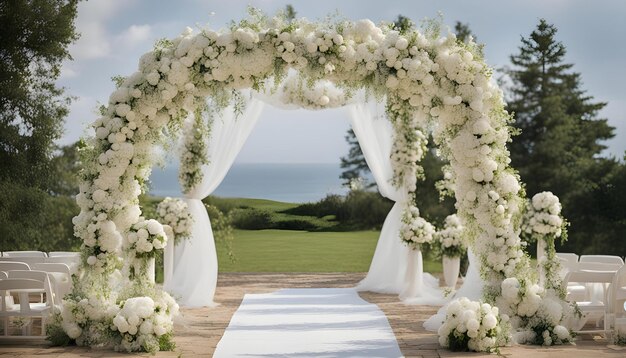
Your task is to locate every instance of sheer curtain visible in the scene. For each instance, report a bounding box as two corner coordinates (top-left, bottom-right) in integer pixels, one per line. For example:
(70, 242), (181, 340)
(164, 98), (265, 307)
(348, 100), (441, 295)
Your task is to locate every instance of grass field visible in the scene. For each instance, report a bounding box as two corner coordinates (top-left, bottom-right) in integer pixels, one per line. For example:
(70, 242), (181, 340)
(216, 229), (443, 273)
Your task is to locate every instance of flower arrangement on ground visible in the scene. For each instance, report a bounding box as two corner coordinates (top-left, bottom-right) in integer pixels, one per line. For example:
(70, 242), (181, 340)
(400, 205), (435, 250)
(113, 293), (179, 353)
(156, 197), (193, 242)
(435, 214), (466, 258)
(438, 297), (510, 352)
(496, 277), (577, 346)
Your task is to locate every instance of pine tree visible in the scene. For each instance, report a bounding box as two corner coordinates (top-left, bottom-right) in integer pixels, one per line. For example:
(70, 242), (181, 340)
(339, 129), (373, 188)
(506, 19), (620, 254)
(454, 21), (476, 43)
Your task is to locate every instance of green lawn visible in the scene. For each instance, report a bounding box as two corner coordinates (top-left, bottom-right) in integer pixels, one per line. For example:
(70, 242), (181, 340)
(216, 229), (443, 273)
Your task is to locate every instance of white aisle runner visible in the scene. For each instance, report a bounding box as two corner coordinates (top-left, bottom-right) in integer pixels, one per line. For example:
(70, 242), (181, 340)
(213, 288), (403, 358)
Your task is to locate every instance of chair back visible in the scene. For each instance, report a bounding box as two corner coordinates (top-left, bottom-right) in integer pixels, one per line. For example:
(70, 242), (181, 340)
(578, 261), (622, 272)
(2, 251), (47, 258)
(580, 255), (624, 265)
(0, 257), (45, 266)
(556, 253), (579, 273)
(0, 271), (6, 279)
(0, 261), (30, 271)
(0, 278), (46, 313)
(48, 251), (80, 258)
(32, 263), (71, 275)
(7, 270), (55, 307)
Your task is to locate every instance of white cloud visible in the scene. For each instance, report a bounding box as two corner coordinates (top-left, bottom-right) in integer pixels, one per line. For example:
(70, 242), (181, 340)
(115, 24), (153, 49)
(69, 0), (136, 60)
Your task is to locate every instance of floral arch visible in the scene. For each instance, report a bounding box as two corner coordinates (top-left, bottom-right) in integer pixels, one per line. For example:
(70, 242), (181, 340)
(56, 11), (575, 353)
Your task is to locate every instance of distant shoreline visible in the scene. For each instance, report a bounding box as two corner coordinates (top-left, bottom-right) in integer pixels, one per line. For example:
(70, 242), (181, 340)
(149, 162), (353, 203)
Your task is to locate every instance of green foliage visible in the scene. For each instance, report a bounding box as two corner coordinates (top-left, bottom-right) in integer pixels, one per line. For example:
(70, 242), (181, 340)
(46, 312), (73, 346)
(158, 333), (176, 352)
(205, 204), (236, 263)
(284, 4), (296, 22)
(0, 181), (80, 251)
(50, 141), (80, 195)
(415, 142), (455, 224)
(335, 190), (393, 230)
(506, 19), (623, 256)
(454, 21), (476, 43)
(0, 0), (80, 190)
(447, 331), (470, 352)
(0, 0), (81, 253)
(231, 208), (274, 230)
(392, 15), (415, 34)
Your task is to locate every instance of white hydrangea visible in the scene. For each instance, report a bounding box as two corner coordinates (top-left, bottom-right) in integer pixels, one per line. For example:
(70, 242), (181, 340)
(435, 214), (466, 258)
(400, 206), (435, 249)
(156, 197), (193, 242)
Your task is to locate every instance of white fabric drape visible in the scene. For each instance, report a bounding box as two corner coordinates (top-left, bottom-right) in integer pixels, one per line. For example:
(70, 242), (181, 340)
(164, 98), (264, 307)
(348, 101), (408, 294)
(423, 248), (484, 331)
(348, 101), (441, 296)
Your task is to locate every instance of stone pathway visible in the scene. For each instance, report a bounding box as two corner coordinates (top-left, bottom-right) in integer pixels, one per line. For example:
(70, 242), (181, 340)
(0, 273), (624, 357)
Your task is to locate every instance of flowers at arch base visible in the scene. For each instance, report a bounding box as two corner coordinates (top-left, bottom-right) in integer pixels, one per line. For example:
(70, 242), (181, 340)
(400, 205), (435, 250)
(156, 197), (193, 243)
(438, 297), (510, 353)
(435, 214), (466, 258)
(496, 277), (577, 346)
(112, 293), (180, 353)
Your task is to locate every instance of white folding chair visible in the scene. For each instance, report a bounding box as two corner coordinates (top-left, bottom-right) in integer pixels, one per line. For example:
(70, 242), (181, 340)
(566, 269), (616, 337)
(2, 251), (47, 258)
(580, 255), (624, 265)
(0, 278), (51, 338)
(0, 262), (30, 272)
(31, 263), (72, 301)
(0, 272), (6, 279)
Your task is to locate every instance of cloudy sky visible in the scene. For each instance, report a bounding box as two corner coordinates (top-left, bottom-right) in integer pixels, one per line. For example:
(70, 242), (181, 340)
(57, 0), (626, 163)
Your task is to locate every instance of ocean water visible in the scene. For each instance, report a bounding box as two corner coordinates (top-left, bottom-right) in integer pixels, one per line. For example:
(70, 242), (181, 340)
(149, 163), (349, 203)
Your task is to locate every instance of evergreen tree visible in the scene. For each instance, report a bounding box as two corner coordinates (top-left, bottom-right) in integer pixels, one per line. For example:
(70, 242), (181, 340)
(284, 4), (296, 22)
(454, 21), (476, 43)
(339, 129), (373, 188)
(506, 19), (620, 254)
(0, 0), (81, 251)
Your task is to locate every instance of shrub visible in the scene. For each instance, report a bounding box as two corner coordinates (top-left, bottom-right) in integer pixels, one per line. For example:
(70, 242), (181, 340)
(336, 190), (393, 230)
(230, 208), (273, 230)
(282, 194), (344, 217)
